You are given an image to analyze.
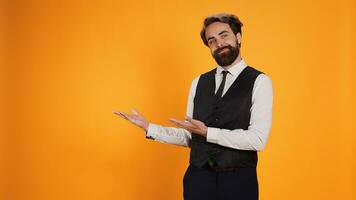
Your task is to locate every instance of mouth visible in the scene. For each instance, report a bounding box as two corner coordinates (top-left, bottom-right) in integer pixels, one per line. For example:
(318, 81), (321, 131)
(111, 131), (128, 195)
(217, 47), (230, 54)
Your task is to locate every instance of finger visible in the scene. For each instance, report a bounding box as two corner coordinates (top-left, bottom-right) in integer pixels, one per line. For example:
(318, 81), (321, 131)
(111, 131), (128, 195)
(169, 118), (190, 126)
(132, 108), (140, 115)
(170, 121), (198, 133)
(169, 118), (182, 124)
(120, 112), (134, 121)
(184, 116), (200, 127)
(169, 118), (186, 127)
(169, 118), (191, 124)
(169, 118), (195, 129)
(169, 118), (181, 125)
(184, 116), (195, 123)
(114, 111), (128, 120)
(170, 121), (191, 130)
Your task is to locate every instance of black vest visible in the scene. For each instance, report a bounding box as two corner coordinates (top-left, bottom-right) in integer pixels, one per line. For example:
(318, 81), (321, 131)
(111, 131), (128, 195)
(190, 66), (263, 169)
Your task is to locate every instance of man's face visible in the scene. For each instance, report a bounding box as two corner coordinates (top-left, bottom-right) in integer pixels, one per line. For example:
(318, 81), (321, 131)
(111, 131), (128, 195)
(205, 22), (241, 66)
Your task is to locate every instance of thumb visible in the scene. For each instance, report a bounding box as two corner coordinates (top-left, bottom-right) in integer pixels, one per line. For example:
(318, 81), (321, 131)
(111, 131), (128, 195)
(132, 108), (140, 115)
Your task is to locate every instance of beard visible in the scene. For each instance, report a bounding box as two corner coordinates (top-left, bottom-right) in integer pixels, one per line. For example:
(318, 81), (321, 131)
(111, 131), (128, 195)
(212, 42), (240, 67)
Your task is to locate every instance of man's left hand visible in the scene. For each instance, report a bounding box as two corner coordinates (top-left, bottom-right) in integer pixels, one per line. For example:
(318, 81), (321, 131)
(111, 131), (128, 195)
(169, 116), (208, 137)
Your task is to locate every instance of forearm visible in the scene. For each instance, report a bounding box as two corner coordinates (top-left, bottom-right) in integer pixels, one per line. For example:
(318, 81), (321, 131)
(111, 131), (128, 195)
(146, 123), (192, 147)
(206, 125), (271, 151)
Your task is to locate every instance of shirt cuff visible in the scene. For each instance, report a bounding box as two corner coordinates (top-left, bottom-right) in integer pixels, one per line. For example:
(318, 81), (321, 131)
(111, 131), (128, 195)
(206, 127), (219, 144)
(145, 123), (157, 140)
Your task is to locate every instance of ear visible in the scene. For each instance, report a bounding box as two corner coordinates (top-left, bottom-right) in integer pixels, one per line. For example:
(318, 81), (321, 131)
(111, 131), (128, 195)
(236, 32), (242, 45)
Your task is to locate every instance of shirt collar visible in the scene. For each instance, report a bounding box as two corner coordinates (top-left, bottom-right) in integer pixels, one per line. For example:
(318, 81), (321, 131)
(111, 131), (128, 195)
(216, 59), (247, 77)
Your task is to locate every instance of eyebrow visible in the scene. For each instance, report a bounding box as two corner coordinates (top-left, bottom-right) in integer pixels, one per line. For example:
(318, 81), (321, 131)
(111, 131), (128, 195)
(207, 30), (230, 41)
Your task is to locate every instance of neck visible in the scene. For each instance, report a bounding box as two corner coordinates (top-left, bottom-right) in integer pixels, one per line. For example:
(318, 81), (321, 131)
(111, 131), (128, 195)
(222, 54), (242, 70)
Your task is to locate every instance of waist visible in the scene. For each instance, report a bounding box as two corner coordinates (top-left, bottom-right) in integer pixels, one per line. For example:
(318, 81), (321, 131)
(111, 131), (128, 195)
(204, 161), (256, 172)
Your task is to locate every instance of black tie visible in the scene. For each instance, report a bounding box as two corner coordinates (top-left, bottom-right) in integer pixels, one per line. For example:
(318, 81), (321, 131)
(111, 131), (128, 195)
(216, 70), (228, 98)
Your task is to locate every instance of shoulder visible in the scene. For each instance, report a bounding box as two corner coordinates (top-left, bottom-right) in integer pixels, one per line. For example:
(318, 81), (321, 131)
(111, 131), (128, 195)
(190, 75), (200, 90)
(253, 72), (273, 97)
(244, 65), (273, 94)
(246, 65), (272, 84)
(256, 73), (272, 85)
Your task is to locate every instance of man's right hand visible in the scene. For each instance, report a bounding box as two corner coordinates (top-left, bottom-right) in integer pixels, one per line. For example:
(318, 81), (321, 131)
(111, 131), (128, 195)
(114, 108), (149, 131)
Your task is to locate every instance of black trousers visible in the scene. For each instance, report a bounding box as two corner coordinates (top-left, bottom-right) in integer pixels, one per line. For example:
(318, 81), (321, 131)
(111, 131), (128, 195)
(183, 164), (259, 200)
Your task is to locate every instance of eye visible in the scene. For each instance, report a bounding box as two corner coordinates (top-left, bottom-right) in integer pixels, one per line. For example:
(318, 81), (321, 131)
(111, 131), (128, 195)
(208, 39), (216, 45)
(221, 34), (228, 38)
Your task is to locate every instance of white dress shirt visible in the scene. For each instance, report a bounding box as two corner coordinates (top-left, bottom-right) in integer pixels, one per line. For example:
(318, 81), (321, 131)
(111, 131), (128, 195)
(146, 59), (273, 151)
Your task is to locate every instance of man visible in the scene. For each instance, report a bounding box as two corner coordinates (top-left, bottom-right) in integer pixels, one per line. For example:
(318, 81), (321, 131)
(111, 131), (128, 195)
(115, 13), (273, 200)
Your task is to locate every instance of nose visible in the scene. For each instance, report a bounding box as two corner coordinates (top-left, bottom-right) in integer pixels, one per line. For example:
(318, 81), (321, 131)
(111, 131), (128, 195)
(216, 39), (224, 48)
(216, 38), (225, 48)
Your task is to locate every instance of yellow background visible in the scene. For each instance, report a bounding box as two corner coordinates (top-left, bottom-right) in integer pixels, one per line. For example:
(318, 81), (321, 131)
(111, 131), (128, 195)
(1, 0), (355, 199)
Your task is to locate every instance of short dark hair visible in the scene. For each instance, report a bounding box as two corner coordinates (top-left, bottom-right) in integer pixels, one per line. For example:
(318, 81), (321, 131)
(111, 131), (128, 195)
(200, 13), (243, 46)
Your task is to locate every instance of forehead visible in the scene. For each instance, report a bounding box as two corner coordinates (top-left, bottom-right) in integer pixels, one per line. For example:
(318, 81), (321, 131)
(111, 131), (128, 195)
(205, 22), (233, 38)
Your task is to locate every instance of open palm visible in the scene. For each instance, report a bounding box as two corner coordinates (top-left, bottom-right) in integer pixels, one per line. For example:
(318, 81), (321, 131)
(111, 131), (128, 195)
(114, 109), (149, 131)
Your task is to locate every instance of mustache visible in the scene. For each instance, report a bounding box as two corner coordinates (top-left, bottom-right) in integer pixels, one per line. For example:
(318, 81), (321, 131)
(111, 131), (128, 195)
(215, 46), (232, 54)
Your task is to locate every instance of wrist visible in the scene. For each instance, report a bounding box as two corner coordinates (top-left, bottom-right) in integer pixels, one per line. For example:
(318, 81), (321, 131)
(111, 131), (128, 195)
(202, 126), (208, 137)
(143, 122), (149, 131)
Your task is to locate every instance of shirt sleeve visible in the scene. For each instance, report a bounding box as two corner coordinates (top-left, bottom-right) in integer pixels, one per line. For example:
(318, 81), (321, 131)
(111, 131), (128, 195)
(206, 74), (274, 151)
(145, 76), (200, 147)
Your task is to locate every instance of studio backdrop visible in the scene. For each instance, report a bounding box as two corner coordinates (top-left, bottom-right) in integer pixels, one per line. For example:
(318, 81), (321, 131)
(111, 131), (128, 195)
(1, 0), (355, 199)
